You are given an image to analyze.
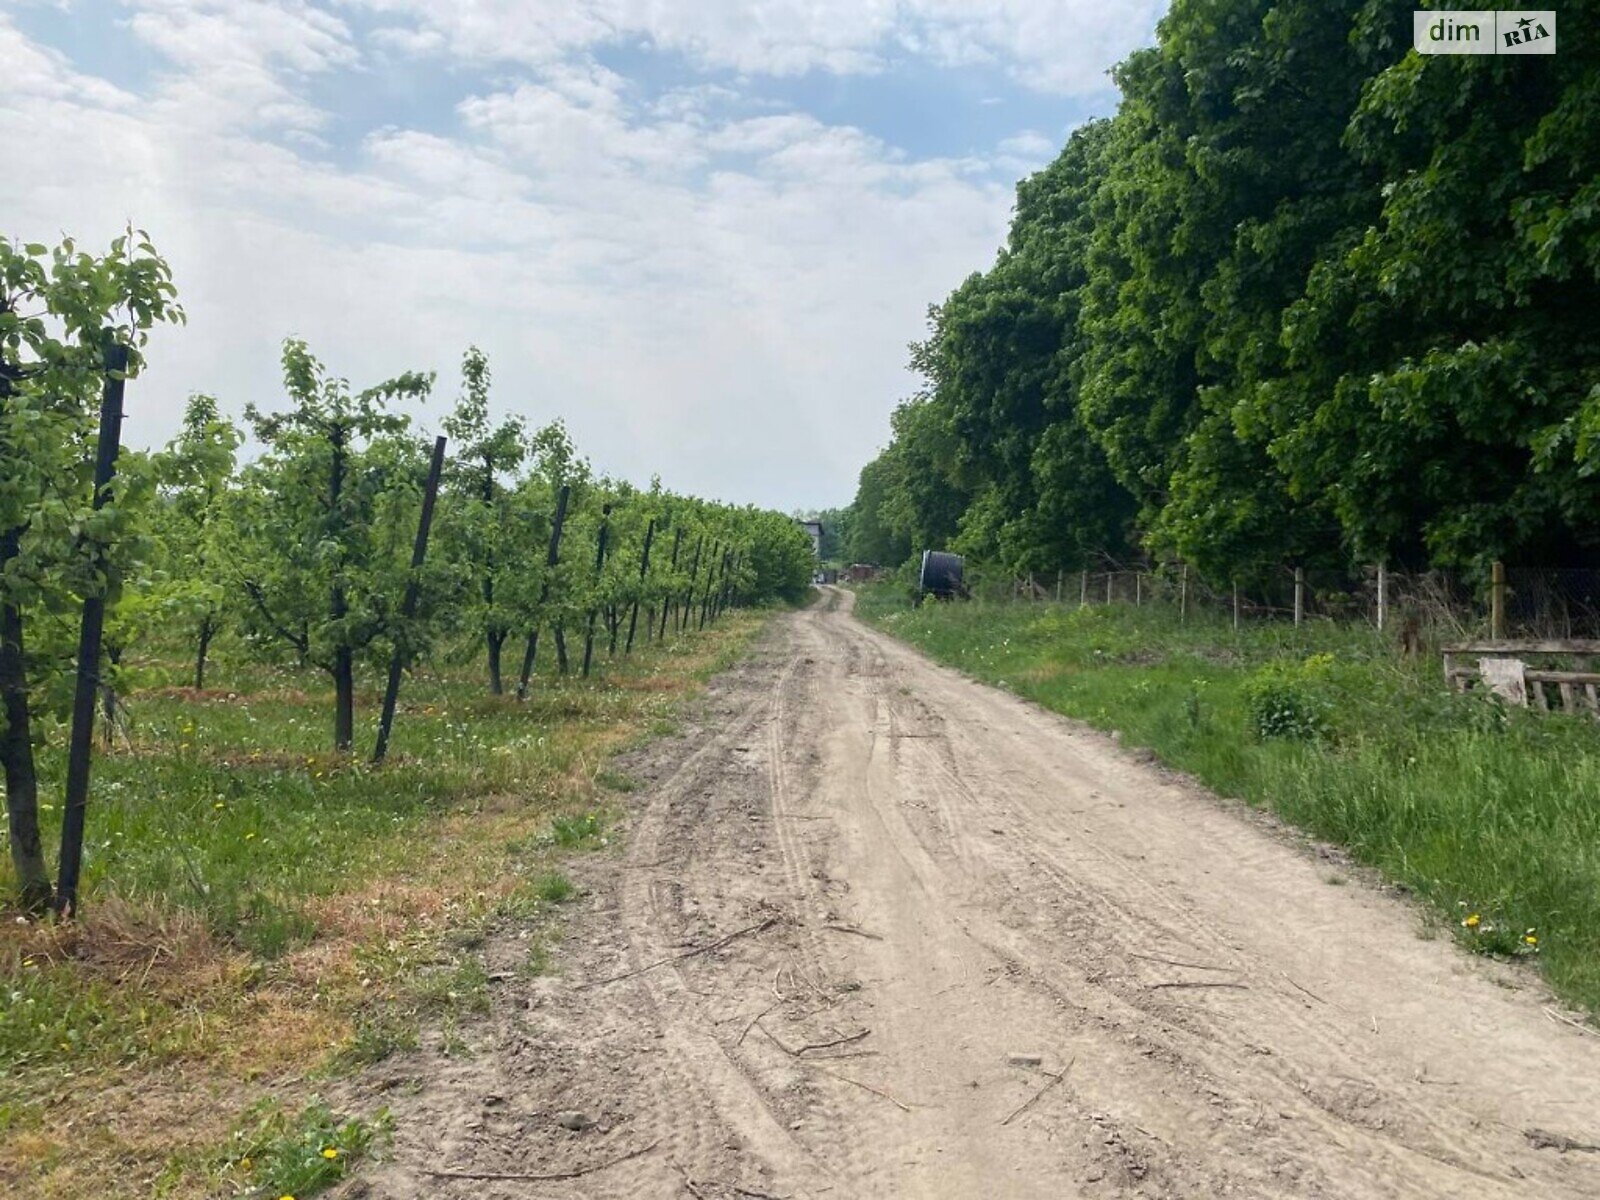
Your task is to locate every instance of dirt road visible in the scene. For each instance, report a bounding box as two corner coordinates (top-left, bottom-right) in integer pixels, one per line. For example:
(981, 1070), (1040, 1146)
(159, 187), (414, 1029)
(368, 591), (1600, 1198)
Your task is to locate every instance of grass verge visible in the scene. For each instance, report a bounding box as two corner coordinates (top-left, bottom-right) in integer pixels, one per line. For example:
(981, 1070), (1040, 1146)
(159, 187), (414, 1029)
(0, 612), (767, 1198)
(855, 584), (1600, 1016)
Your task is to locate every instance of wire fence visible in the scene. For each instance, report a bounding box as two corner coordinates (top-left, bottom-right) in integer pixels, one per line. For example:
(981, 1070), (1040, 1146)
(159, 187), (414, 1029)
(955, 559), (1600, 642)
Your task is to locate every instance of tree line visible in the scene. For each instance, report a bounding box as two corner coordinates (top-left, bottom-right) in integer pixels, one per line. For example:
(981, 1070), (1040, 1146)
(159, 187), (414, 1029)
(842, 0), (1600, 587)
(2, 233), (814, 915)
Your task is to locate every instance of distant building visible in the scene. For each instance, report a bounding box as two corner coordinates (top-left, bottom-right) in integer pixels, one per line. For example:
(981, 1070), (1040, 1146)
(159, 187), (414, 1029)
(796, 520), (823, 559)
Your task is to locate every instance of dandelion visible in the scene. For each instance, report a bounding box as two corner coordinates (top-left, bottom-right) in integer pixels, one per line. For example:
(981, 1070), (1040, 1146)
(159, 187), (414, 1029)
(1524, 930), (1539, 946)
(321, 1147), (339, 1160)
(1463, 913), (1480, 929)
(213, 801), (226, 810)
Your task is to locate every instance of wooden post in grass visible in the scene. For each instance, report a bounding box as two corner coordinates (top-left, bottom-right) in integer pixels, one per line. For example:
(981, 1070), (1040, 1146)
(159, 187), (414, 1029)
(659, 527), (682, 640)
(1294, 567), (1305, 628)
(373, 435), (447, 765)
(1491, 560), (1506, 641)
(1180, 563), (1189, 622)
(1135, 571), (1142, 607)
(516, 484), (570, 700)
(625, 518), (655, 655)
(1233, 580), (1240, 631)
(1080, 569), (1088, 607)
(55, 340), (127, 919)
(582, 504), (612, 678)
(1106, 572), (1114, 605)
(1376, 561), (1388, 633)
(1055, 571), (1063, 603)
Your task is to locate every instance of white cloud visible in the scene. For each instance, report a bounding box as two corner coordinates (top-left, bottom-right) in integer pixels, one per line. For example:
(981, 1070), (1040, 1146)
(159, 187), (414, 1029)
(0, 1), (1138, 508)
(345, 0), (1162, 94)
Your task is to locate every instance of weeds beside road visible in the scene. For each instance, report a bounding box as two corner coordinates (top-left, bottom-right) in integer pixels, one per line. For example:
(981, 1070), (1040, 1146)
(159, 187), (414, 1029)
(855, 585), (1600, 1019)
(0, 612), (766, 1199)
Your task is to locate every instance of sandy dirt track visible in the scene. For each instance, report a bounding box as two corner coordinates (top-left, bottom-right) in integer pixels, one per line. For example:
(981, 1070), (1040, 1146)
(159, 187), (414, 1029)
(364, 590), (1600, 1198)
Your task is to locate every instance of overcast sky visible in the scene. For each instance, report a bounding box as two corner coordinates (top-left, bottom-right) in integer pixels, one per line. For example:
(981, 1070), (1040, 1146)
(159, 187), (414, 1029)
(4, 0), (1163, 511)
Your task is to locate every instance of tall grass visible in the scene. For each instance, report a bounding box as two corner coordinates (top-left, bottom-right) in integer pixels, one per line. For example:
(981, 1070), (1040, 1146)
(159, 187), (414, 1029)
(856, 586), (1600, 1015)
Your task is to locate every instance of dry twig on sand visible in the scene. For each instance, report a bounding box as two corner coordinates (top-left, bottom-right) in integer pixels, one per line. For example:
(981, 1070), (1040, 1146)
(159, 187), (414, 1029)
(582, 917), (781, 987)
(422, 1138), (661, 1182)
(1001, 1058), (1074, 1127)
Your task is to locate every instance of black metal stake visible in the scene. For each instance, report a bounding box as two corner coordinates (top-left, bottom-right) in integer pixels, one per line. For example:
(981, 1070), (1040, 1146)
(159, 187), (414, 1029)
(517, 485), (570, 700)
(659, 527), (683, 640)
(54, 340), (128, 919)
(582, 504), (611, 678)
(625, 517), (655, 655)
(372, 435), (447, 765)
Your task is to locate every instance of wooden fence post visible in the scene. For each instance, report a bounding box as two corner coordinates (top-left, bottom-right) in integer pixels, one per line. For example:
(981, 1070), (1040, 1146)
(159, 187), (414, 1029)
(1491, 560), (1506, 641)
(373, 435), (447, 765)
(1376, 561), (1387, 633)
(1232, 580), (1240, 632)
(55, 340), (128, 919)
(1106, 572), (1114, 605)
(625, 517), (655, 654)
(1055, 571), (1063, 603)
(1080, 569), (1088, 607)
(516, 484), (570, 700)
(1180, 563), (1189, 622)
(1293, 567), (1305, 628)
(1135, 572), (1142, 607)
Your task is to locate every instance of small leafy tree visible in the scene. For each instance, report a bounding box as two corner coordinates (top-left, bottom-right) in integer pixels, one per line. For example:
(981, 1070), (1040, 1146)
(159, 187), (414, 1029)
(0, 232), (181, 912)
(150, 394), (241, 689)
(440, 347), (525, 693)
(239, 340), (433, 750)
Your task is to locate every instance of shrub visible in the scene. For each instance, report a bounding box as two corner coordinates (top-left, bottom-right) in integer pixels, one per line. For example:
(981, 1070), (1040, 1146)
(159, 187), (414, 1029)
(1243, 656), (1332, 741)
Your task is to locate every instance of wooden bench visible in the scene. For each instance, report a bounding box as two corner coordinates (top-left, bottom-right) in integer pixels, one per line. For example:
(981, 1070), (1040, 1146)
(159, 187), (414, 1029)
(1443, 640), (1600, 717)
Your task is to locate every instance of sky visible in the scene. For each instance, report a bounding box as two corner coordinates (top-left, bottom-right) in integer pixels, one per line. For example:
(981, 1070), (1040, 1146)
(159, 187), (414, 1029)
(3, 0), (1165, 512)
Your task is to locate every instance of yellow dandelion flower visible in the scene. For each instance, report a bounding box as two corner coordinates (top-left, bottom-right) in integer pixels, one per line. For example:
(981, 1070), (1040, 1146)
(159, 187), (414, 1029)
(213, 801), (226, 810)
(1525, 934), (1539, 946)
(321, 1147), (339, 1160)
(1463, 914), (1480, 929)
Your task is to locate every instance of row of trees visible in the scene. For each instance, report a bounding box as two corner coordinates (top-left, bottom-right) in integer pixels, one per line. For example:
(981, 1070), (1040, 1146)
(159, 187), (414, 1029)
(846, 0), (1600, 586)
(2, 233), (815, 914)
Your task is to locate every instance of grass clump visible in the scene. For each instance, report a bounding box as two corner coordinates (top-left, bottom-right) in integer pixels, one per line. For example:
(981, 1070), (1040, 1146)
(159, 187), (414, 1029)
(220, 1099), (390, 1198)
(856, 585), (1600, 1016)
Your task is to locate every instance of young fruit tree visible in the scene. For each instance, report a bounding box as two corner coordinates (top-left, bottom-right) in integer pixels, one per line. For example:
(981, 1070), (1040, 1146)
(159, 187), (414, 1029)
(237, 339), (435, 750)
(0, 233), (181, 913)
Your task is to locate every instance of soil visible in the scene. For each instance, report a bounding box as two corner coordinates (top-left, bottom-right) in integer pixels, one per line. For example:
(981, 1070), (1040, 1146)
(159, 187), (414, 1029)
(353, 590), (1600, 1199)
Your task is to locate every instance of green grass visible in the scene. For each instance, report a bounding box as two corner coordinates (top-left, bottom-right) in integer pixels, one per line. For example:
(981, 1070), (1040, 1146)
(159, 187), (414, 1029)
(856, 585), (1600, 1015)
(0, 611), (770, 1198)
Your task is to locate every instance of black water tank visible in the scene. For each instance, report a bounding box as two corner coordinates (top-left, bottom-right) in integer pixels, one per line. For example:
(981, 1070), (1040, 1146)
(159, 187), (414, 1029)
(919, 551), (964, 598)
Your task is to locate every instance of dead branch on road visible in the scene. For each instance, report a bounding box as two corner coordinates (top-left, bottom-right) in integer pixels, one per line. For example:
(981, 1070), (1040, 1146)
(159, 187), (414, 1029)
(1148, 981), (1249, 991)
(813, 1066), (914, 1111)
(1128, 951), (1237, 973)
(422, 1138), (661, 1182)
(581, 917), (781, 988)
(822, 923), (884, 941)
(1001, 1058), (1074, 1126)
